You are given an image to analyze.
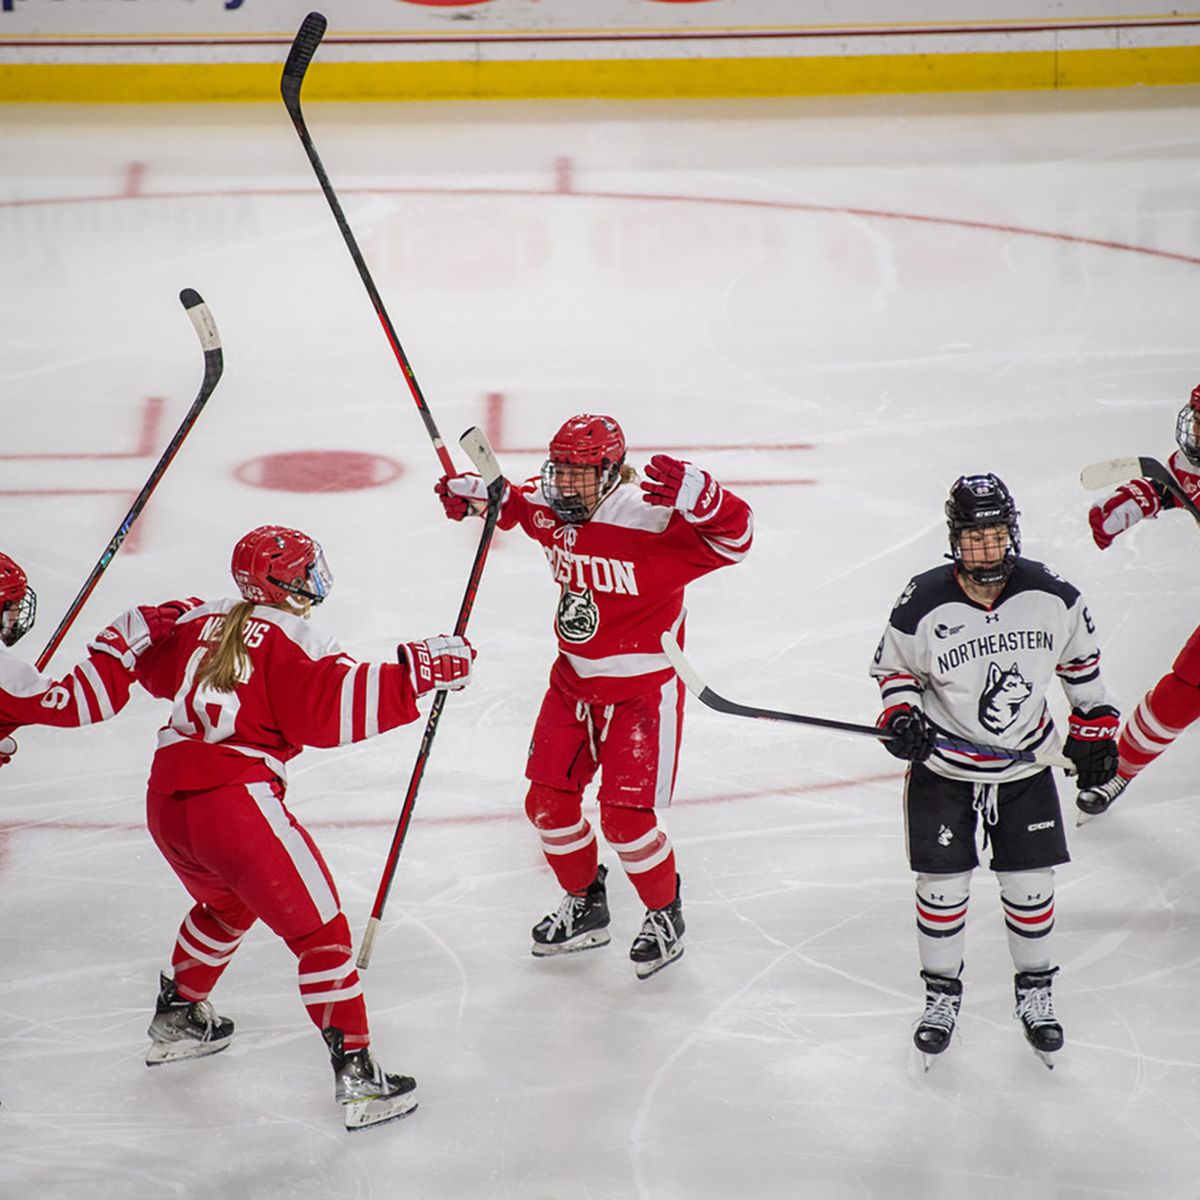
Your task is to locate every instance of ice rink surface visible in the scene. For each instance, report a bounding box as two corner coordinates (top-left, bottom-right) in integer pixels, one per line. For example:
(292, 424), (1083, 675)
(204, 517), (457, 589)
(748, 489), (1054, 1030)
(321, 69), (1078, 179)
(2, 86), (1199, 1199)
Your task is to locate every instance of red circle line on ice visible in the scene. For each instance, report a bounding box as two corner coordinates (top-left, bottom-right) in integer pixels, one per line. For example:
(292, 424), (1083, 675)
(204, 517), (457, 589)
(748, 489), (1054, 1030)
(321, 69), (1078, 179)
(1, 172), (1197, 269)
(234, 450), (404, 493)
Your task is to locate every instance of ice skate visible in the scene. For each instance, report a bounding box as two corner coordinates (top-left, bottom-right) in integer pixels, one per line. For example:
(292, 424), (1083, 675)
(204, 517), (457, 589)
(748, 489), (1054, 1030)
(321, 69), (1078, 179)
(1076, 774), (1129, 822)
(913, 970), (962, 1069)
(629, 876), (685, 980)
(145, 972), (234, 1066)
(531, 864), (611, 957)
(1014, 968), (1063, 1069)
(324, 1028), (418, 1132)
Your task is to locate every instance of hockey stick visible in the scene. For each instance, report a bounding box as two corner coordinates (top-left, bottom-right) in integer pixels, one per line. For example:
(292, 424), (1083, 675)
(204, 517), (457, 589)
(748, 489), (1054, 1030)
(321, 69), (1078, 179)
(661, 632), (1075, 770)
(1080, 456), (1200, 523)
(281, 11), (454, 477)
(35, 288), (222, 671)
(357, 427), (505, 969)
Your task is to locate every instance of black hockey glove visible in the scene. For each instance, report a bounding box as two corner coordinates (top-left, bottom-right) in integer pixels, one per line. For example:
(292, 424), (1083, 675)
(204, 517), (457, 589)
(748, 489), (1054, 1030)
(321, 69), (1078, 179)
(1063, 705), (1120, 790)
(878, 704), (936, 763)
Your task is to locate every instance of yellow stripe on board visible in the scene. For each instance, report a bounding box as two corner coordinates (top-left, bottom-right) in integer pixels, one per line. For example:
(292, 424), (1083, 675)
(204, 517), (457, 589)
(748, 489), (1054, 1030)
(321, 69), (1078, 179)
(2, 45), (1199, 103)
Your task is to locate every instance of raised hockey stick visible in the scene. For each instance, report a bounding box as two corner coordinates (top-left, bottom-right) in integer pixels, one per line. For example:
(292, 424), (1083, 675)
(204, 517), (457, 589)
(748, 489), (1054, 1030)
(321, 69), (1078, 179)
(1080, 456), (1200, 523)
(357, 427), (505, 969)
(661, 632), (1075, 770)
(281, 11), (455, 477)
(35, 288), (222, 671)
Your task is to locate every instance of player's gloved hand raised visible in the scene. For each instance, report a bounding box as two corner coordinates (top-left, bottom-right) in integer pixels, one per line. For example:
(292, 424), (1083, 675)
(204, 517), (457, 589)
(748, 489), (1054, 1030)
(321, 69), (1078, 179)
(1063, 704), (1120, 789)
(90, 598), (202, 667)
(0, 734), (16, 767)
(399, 634), (476, 696)
(877, 703), (936, 762)
(435, 473), (488, 521)
(640, 455), (722, 522)
(1088, 479), (1162, 550)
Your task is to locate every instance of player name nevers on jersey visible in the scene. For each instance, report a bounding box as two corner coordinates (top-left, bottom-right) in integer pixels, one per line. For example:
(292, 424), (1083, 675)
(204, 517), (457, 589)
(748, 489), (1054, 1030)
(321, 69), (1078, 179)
(542, 546), (639, 596)
(936, 629), (1054, 674)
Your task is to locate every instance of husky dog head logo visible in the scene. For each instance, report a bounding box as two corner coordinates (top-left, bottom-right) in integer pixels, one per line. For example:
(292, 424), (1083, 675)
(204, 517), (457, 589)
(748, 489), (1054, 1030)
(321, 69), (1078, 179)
(978, 661), (1033, 734)
(556, 586), (599, 644)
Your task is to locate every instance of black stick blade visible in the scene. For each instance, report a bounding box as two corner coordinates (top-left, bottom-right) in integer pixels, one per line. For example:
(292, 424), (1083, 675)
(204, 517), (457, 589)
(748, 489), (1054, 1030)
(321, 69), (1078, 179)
(178, 288), (222, 357)
(281, 11), (327, 109)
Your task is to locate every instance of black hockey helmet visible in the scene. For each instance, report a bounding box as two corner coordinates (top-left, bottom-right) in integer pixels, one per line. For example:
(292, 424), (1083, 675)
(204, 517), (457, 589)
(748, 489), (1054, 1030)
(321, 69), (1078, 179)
(1175, 384), (1200, 467)
(945, 473), (1020, 586)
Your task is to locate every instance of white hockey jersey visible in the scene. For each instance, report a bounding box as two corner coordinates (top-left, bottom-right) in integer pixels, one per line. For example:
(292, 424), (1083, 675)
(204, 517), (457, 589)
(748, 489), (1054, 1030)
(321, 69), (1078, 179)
(870, 559), (1111, 782)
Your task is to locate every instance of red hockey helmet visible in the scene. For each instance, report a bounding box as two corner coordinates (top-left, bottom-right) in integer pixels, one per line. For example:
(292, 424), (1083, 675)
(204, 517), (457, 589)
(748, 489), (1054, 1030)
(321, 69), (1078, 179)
(0, 552), (36, 647)
(1178, 384), (1200, 466)
(542, 414), (626, 523)
(231, 525), (332, 607)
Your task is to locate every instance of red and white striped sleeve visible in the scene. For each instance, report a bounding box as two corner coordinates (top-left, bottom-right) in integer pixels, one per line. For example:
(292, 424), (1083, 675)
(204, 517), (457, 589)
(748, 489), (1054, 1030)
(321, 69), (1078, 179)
(0, 645), (136, 730)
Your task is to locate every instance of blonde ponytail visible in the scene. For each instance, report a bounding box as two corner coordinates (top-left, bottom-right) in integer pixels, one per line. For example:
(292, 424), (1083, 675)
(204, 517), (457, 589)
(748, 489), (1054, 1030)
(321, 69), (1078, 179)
(195, 601), (257, 694)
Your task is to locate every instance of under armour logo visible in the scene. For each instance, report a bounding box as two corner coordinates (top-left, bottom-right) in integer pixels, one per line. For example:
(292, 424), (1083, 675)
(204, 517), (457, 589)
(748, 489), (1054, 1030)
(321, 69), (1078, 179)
(985, 612), (1001, 624)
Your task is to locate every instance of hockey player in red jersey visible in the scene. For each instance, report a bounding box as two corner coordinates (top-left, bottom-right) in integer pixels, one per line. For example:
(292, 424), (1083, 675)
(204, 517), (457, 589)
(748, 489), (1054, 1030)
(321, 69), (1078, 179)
(871, 475), (1119, 1068)
(131, 525), (475, 1131)
(436, 415), (753, 978)
(1079, 388), (1200, 817)
(0, 551), (191, 766)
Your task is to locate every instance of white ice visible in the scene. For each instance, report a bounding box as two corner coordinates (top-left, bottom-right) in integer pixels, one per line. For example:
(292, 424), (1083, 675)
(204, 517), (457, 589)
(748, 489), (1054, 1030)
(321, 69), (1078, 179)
(1, 89), (1199, 1200)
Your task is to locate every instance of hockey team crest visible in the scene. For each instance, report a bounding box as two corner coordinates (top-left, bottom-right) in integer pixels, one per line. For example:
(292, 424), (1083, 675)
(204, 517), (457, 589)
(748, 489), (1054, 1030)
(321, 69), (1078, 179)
(557, 586), (599, 643)
(977, 661), (1033, 734)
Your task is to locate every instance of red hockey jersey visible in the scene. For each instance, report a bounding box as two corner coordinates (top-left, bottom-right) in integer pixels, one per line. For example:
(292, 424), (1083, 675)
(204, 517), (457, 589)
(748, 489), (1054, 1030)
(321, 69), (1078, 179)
(134, 600), (422, 795)
(0, 643), (137, 732)
(499, 476), (753, 703)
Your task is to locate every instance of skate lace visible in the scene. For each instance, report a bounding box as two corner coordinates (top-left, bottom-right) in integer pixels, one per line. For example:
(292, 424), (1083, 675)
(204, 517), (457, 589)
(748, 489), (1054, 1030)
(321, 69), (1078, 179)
(638, 909), (677, 958)
(544, 891), (586, 940)
(921, 992), (959, 1032)
(1015, 984), (1056, 1027)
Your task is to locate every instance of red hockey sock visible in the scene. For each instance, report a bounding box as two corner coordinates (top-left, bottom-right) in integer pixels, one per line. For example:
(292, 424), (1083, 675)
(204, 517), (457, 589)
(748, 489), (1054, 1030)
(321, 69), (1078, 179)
(286, 913), (369, 1051)
(525, 783), (598, 894)
(1119, 671), (1200, 779)
(170, 902), (251, 1003)
(600, 804), (677, 911)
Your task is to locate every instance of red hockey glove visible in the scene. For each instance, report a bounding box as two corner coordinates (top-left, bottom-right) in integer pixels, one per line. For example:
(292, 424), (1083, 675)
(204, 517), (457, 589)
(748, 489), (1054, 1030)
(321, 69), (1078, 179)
(90, 598), (202, 668)
(0, 734), (16, 767)
(1064, 705), (1120, 789)
(435, 473), (488, 521)
(640, 455), (722, 522)
(399, 634), (476, 696)
(877, 703), (936, 762)
(1088, 479), (1162, 550)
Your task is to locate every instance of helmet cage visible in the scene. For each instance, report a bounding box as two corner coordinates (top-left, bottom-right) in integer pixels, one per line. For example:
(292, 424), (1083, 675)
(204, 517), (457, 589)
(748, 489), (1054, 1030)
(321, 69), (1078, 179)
(945, 474), (1021, 586)
(1176, 388), (1200, 466)
(0, 586), (36, 647)
(0, 553), (35, 647)
(541, 414), (626, 524)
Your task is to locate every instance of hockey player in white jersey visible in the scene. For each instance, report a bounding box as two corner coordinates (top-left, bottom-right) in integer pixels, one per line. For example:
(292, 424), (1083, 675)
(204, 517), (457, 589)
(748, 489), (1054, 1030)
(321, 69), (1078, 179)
(870, 474), (1119, 1067)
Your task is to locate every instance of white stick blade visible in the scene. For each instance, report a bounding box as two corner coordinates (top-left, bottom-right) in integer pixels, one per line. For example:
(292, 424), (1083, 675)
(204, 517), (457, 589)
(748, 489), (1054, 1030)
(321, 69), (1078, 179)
(356, 916), (380, 970)
(459, 427), (501, 486)
(1080, 457), (1141, 490)
(660, 631), (706, 699)
(180, 288), (221, 352)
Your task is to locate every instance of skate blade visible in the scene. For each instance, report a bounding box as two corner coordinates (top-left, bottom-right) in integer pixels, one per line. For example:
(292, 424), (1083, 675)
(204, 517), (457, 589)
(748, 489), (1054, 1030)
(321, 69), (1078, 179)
(1033, 1049), (1057, 1070)
(530, 928), (611, 957)
(343, 1095), (419, 1131)
(145, 1036), (232, 1067)
(633, 944), (684, 980)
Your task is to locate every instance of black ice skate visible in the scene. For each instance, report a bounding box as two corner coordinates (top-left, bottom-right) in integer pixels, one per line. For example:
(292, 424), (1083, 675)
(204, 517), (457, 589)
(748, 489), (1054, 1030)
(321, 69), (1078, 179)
(324, 1027), (418, 1132)
(1014, 967), (1064, 1069)
(1076, 774), (1129, 820)
(145, 972), (234, 1066)
(629, 876), (685, 980)
(531, 864), (612, 957)
(914, 970), (962, 1068)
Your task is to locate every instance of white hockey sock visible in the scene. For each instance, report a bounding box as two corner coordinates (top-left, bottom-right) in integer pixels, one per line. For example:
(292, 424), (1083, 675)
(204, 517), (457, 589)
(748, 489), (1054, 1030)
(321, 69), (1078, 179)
(915, 871), (971, 979)
(997, 868), (1055, 972)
